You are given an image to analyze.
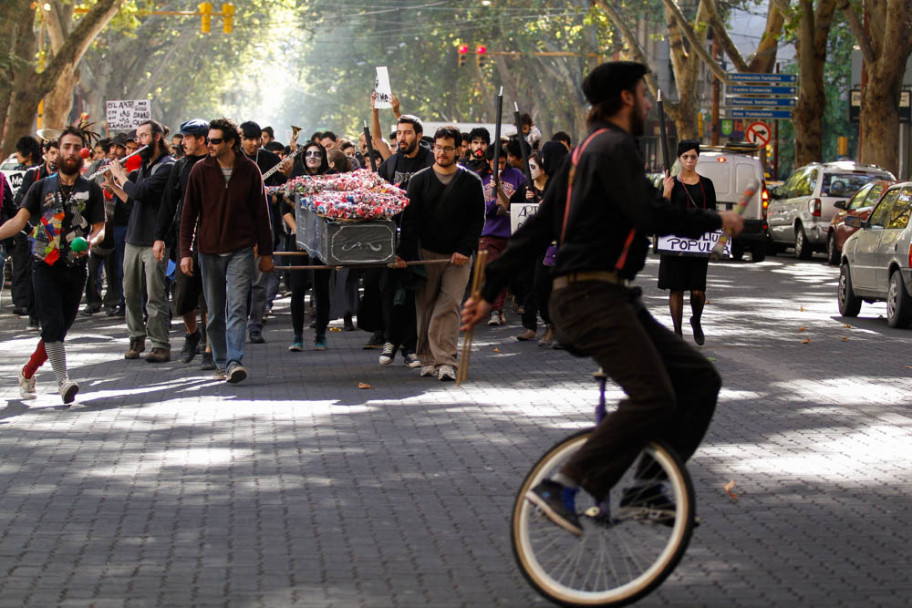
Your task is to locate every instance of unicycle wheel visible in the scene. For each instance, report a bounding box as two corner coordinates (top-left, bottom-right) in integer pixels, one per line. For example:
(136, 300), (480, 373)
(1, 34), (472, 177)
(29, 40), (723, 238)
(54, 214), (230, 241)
(511, 430), (695, 607)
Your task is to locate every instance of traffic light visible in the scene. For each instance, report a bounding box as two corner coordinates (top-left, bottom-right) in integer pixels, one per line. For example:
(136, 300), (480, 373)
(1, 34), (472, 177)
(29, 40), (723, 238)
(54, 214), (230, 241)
(222, 3), (234, 33)
(476, 45), (487, 68)
(199, 1), (213, 33)
(457, 44), (468, 68)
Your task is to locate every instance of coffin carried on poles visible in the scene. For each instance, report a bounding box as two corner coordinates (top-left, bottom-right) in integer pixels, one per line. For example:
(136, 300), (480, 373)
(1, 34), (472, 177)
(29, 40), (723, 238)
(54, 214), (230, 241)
(275, 170), (409, 266)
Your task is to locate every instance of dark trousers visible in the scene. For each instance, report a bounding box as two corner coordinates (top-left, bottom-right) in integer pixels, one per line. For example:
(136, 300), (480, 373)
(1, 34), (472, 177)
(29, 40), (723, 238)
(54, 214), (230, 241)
(85, 251), (121, 309)
(549, 281), (720, 501)
(381, 269), (417, 352)
(520, 256), (553, 330)
(33, 261), (87, 343)
(11, 233), (34, 311)
(289, 265), (330, 336)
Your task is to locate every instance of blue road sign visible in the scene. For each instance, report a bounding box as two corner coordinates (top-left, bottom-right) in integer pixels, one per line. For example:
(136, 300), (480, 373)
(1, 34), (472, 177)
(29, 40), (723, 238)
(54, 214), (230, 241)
(727, 73), (797, 83)
(727, 85), (798, 96)
(726, 97), (797, 108)
(727, 109), (794, 120)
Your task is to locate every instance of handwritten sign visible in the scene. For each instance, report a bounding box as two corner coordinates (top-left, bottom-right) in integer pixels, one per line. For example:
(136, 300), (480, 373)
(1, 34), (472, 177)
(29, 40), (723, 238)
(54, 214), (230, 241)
(5, 171), (25, 196)
(510, 203), (539, 234)
(655, 230), (731, 258)
(105, 100), (152, 130)
(374, 67), (393, 109)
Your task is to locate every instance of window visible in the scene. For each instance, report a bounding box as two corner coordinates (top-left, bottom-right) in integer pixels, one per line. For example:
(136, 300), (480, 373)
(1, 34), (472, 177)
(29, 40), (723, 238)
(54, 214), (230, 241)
(869, 188), (901, 228)
(822, 172), (891, 198)
(847, 184), (874, 211)
(885, 188), (912, 230)
(786, 168), (810, 197)
(863, 183), (886, 208)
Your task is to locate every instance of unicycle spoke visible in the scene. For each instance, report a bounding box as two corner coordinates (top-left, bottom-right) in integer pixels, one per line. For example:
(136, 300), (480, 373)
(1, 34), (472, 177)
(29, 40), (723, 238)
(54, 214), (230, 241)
(512, 431), (696, 607)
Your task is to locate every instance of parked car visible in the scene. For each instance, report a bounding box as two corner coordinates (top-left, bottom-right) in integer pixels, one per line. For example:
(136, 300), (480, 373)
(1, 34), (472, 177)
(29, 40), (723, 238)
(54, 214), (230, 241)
(767, 161), (895, 259)
(837, 181), (912, 327)
(825, 180), (895, 265)
(670, 143), (769, 262)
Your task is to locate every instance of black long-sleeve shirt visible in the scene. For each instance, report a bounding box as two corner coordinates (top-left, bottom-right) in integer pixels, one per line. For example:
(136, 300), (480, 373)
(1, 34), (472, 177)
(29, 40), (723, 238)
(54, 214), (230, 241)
(123, 153), (175, 246)
(481, 122), (722, 302)
(399, 166), (485, 259)
(155, 154), (207, 246)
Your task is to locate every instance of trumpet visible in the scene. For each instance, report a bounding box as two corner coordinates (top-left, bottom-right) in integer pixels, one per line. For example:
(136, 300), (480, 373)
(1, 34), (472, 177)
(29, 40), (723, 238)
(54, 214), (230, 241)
(86, 145), (149, 180)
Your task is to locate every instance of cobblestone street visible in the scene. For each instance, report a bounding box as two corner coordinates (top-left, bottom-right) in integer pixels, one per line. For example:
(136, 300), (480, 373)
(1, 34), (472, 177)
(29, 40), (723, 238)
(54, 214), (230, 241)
(1, 253), (911, 607)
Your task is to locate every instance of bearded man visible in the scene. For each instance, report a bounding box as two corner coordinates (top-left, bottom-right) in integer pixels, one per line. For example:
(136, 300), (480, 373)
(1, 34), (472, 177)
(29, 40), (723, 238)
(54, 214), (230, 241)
(103, 119), (175, 362)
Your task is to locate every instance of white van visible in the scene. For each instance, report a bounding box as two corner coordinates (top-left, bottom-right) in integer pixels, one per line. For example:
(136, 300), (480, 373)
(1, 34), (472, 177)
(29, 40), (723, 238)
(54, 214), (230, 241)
(676, 144), (769, 262)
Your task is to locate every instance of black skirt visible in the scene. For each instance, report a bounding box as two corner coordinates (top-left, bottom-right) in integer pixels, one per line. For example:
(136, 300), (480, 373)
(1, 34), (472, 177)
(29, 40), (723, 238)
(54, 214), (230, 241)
(657, 254), (709, 291)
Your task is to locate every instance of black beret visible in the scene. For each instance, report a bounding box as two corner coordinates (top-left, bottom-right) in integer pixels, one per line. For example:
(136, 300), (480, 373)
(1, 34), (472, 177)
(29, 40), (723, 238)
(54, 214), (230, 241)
(581, 61), (649, 105)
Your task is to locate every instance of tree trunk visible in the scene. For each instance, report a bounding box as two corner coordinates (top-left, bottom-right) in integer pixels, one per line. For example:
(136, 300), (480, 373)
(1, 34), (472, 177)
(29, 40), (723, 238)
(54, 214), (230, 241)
(0, 1), (39, 156)
(792, 0), (835, 168)
(42, 64), (79, 129)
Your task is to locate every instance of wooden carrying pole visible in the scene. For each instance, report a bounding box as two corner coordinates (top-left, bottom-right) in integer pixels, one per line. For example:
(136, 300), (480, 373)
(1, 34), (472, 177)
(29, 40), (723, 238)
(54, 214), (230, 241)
(456, 250), (489, 386)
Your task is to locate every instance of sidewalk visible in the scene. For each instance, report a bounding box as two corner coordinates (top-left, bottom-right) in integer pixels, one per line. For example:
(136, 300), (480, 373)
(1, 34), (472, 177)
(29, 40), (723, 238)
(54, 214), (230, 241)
(1, 254), (911, 607)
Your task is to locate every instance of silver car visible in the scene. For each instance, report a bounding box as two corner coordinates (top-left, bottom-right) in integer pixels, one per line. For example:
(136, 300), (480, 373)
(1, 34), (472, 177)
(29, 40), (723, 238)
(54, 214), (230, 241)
(768, 161), (894, 259)
(838, 181), (912, 327)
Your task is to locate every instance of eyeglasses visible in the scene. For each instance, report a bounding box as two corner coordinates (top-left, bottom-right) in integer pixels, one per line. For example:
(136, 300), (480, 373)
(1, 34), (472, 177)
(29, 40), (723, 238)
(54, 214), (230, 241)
(305, 151), (322, 158)
(433, 146), (456, 153)
(208, 138), (224, 145)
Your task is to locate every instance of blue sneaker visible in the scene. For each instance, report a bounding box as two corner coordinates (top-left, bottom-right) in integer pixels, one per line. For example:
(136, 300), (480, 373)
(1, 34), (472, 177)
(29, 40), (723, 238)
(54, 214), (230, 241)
(526, 479), (582, 536)
(288, 335), (304, 352)
(314, 335), (328, 351)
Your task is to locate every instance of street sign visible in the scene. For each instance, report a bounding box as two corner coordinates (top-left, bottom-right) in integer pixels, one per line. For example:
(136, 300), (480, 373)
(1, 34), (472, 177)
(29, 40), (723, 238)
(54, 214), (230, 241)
(726, 97), (797, 108)
(726, 73), (797, 84)
(727, 85), (797, 96)
(745, 122), (772, 147)
(727, 109), (794, 120)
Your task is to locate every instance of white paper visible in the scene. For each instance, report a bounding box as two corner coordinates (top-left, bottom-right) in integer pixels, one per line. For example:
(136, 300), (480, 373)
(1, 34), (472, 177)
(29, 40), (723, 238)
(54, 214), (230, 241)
(105, 100), (152, 130)
(374, 67), (393, 109)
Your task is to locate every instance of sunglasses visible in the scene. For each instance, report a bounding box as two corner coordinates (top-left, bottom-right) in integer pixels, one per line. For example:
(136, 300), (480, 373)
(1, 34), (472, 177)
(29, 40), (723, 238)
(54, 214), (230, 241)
(208, 137), (224, 145)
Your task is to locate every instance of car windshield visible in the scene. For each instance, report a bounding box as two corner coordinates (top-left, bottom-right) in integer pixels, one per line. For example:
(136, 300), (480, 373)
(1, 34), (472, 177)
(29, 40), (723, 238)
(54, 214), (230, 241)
(822, 172), (889, 198)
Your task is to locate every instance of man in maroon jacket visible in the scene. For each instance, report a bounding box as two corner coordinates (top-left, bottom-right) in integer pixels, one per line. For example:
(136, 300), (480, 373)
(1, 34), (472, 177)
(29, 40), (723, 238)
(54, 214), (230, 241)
(179, 118), (274, 384)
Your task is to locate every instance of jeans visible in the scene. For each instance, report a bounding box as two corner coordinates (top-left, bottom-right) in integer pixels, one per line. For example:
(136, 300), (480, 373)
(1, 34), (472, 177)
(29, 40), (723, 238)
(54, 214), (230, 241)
(549, 281), (720, 501)
(199, 247), (254, 370)
(246, 261), (272, 334)
(123, 243), (171, 349)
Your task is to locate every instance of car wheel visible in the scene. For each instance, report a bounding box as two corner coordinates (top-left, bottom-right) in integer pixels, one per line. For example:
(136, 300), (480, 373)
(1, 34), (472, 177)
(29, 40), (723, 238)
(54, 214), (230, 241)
(795, 226), (812, 260)
(886, 271), (912, 328)
(838, 264), (862, 317)
(826, 231), (840, 266)
(767, 237), (784, 256)
(731, 242), (745, 261)
(750, 243), (766, 263)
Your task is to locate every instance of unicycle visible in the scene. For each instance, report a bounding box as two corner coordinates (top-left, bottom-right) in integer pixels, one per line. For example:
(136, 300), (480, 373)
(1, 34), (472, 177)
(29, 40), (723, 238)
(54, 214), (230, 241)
(511, 371), (696, 607)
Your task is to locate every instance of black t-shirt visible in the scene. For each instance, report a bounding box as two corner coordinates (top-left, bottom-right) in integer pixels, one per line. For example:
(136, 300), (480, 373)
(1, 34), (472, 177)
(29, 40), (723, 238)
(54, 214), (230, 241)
(21, 175), (105, 267)
(377, 148), (435, 188)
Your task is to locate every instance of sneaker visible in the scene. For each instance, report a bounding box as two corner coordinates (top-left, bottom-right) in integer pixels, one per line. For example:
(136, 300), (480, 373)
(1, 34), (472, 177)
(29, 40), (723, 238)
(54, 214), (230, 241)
(362, 330), (385, 349)
(314, 335), (328, 351)
(419, 365), (437, 377)
(213, 367), (227, 380)
(288, 336), (304, 352)
(81, 304), (101, 316)
(516, 328), (537, 341)
(104, 307), (118, 317)
(18, 367), (36, 400)
(145, 347), (171, 364)
(403, 352), (421, 369)
(226, 362), (247, 384)
(538, 325), (554, 348)
(437, 364), (456, 382)
(58, 380), (79, 405)
(200, 352), (216, 370)
(487, 310), (505, 326)
(343, 314), (355, 332)
(180, 330), (202, 364)
(378, 342), (396, 365)
(124, 337), (145, 360)
(526, 480), (582, 536)
(249, 330), (266, 344)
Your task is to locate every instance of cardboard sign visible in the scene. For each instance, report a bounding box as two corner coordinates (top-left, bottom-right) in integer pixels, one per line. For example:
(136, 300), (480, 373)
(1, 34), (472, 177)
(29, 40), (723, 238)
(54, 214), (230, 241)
(655, 230), (731, 258)
(5, 171), (25, 196)
(510, 202), (539, 234)
(374, 67), (393, 109)
(105, 100), (152, 130)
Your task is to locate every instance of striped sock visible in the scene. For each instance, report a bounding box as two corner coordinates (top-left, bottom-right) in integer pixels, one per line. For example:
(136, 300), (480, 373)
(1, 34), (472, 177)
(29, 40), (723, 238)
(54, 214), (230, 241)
(43, 341), (68, 386)
(23, 340), (47, 380)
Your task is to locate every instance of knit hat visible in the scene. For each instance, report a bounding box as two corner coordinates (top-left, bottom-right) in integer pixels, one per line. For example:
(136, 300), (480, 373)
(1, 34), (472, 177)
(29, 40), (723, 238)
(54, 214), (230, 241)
(581, 61), (649, 105)
(540, 140), (569, 176)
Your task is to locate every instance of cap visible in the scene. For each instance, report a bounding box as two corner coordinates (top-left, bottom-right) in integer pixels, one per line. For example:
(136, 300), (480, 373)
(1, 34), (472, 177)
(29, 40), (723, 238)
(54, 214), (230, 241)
(581, 61), (649, 105)
(111, 133), (128, 148)
(179, 118), (209, 137)
(126, 130), (137, 143)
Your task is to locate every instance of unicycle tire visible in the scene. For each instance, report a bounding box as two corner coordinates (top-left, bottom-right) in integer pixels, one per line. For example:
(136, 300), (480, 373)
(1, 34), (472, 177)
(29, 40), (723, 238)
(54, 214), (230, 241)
(511, 430), (696, 607)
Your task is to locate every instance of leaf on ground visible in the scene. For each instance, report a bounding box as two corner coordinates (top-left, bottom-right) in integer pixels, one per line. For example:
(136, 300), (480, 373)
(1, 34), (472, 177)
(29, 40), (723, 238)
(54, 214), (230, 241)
(493, 347), (501, 353)
(905, 366), (912, 369)
(800, 306), (806, 312)
(800, 338), (811, 344)
(723, 480), (739, 502)
(842, 336), (849, 341)
(798, 326), (807, 332)
(843, 324), (853, 329)
(329, 327), (342, 332)
(358, 382), (372, 389)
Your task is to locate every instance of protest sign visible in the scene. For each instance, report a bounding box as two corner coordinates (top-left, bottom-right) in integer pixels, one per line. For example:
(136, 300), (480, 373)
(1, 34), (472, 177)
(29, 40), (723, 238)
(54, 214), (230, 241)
(105, 100), (152, 131)
(510, 203), (539, 234)
(655, 230), (731, 257)
(374, 67), (393, 109)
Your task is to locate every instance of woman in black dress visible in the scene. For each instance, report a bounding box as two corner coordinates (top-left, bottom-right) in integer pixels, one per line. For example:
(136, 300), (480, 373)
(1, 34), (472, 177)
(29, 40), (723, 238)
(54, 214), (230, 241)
(658, 140), (716, 345)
